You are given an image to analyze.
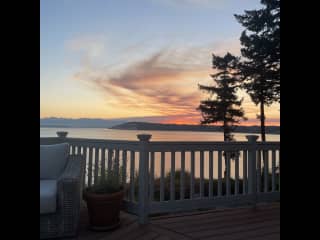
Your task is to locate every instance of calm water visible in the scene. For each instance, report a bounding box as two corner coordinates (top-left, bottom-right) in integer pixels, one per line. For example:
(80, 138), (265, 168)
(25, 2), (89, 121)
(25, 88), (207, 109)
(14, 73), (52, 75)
(40, 128), (280, 181)
(40, 127), (280, 141)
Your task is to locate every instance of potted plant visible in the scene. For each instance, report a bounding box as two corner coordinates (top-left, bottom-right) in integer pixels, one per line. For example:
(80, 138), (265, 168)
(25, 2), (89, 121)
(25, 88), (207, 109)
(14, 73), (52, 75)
(83, 164), (125, 231)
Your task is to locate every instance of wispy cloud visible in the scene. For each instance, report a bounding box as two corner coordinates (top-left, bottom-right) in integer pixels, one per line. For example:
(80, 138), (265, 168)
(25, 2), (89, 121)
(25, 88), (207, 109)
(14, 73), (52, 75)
(65, 34), (107, 66)
(74, 47), (209, 116)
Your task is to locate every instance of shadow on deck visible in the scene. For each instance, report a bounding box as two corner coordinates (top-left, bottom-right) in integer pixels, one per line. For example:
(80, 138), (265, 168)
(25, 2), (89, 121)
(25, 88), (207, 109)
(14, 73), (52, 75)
(68, 203), (280, 240)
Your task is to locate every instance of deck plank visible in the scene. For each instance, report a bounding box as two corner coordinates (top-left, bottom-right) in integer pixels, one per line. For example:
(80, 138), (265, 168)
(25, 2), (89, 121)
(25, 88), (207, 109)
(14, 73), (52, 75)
(61, 203), (279, 240)
(189, 220), (280, 239)
(151, 203), (279, 224)
(154, 207), (279, 232)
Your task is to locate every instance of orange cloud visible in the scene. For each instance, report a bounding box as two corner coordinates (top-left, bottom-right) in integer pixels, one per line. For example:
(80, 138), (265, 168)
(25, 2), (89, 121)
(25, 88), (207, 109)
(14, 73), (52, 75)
(75, 48), (211, 117)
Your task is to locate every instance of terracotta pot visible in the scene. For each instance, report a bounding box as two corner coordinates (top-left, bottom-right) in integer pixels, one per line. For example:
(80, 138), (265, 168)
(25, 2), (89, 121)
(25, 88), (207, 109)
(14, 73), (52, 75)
(83, 190), (124, 231)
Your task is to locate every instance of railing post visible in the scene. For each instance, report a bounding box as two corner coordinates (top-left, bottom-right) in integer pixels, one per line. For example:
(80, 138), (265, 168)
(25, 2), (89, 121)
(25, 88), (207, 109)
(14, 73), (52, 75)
(137, 134), (152, 224)
(246, 135), (259, 204)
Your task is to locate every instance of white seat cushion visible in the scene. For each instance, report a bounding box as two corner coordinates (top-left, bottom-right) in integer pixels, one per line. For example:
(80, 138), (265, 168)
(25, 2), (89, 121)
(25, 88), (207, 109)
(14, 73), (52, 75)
(40, 143), (69, 179)
(40, 180), (57, 214)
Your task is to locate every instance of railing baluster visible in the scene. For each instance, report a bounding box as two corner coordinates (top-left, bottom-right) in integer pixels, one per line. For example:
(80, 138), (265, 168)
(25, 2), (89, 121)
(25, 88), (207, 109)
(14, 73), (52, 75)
(209, 151), (213, 198)
(272, 150), (276, 192)
(80, 146), (83, 155)
(170, 151), (175, 201)
(218, 151), (222, 197)
(264, 150), (269, 192)
(150, 152), (155, 201)
(83, 146), (88, 187)
(94, 148), (100, 184)
(122, 150), (127, 185)
(278, 150), (280, 191)
(200, 151), (204, 198)
(146, 152), (149, 182)
(235, 152), (239, 195)
(243, 150), (247, 194)
(101, 148), (106, 182)
(130, 150), (135, 201)
(88, 147), (93, 187)
(115, 149), (120, 176)
(180, 151), (185, 200)
(190, 151), (195, 199)
(226, 152), (231, 196)
(107, 149), (113, 179)
(160, 151), (165, 202)
(257, 150), (261, 193)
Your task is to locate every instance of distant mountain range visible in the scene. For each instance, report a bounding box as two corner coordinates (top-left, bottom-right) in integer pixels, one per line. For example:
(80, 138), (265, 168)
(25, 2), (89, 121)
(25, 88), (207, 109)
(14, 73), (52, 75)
(41, 117), (176, 128)
(40, 117), (124, 128)
(110, 122), (280, 134)
(40, 118), (279, 134)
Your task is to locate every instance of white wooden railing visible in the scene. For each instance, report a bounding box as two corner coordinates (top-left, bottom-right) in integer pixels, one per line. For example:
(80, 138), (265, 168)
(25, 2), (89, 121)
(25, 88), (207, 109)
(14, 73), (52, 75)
(41, 132), (280, 224)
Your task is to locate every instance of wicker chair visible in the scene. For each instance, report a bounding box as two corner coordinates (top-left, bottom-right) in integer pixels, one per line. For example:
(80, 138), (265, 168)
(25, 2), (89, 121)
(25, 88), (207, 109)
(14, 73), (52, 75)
(40, 144), (85, 239)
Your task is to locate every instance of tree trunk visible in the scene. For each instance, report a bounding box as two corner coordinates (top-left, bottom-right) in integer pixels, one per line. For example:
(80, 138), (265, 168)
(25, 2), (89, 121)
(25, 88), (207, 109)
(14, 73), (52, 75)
(260, 100), (267, 190)
(223, 120), (227, 141)
(223, 120), (227, 180)
(260, 100), (266, 142)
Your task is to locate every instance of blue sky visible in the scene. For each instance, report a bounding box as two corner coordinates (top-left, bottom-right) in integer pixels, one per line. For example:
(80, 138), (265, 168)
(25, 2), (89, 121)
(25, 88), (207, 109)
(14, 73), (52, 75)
(40, 0), (279, 125)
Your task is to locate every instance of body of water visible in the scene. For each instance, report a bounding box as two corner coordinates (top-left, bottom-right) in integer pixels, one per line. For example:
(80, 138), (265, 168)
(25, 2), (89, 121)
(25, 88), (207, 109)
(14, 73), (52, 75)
(40, 127), (280, 142)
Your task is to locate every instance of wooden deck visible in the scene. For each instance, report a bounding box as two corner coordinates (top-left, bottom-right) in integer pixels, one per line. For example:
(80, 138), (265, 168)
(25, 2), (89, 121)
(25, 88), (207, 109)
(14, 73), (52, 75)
(69, 203), (279, 240)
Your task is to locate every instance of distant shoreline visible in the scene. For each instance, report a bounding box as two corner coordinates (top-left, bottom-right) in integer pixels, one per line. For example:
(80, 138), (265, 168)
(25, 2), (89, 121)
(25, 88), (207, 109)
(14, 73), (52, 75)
(106, 127), (280, 135)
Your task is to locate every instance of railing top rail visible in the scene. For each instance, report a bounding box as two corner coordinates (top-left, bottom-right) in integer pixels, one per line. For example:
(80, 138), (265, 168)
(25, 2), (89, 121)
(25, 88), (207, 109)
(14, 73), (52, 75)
(40, 137), (279, 144)
(40, 134), (279, 151)
(40, 137), (138, 144)
(40, 137), (140, 150)
(147, 141), (279, 152)
(67, 137), (138, 144)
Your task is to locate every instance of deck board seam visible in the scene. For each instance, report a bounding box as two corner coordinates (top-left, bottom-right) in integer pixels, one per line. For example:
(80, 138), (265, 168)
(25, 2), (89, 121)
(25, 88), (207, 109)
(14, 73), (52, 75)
(149, 222), (196, 240)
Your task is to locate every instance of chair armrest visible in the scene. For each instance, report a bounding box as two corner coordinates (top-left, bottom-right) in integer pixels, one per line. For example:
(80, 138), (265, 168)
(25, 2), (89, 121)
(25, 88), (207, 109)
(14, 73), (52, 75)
(56, 155), (85, 220)
(58, 155), (85, 183)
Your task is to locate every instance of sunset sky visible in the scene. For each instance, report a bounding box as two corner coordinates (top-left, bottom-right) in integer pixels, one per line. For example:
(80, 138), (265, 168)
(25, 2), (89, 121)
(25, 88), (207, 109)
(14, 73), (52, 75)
(40, 0), (280, 126)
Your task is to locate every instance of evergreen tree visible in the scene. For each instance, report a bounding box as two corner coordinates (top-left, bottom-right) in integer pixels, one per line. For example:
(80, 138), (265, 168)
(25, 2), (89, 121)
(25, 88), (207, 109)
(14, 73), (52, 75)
(197, 53), (247, 142)
(235, 0), (280, 141)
